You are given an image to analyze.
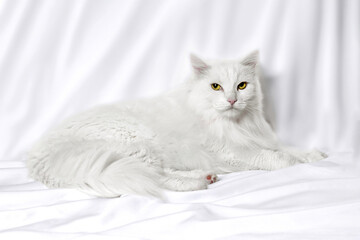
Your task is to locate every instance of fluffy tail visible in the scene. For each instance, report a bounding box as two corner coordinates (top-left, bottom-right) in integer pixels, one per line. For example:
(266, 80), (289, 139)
(78, 151), (163, 198)
(27, 139), (163, 198)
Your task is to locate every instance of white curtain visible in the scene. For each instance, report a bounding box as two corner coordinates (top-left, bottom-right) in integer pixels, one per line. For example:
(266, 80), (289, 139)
(0, 0), (359, 162)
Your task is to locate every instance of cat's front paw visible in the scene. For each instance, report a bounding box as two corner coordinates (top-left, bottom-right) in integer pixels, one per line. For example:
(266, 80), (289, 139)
(205, 174), (218, 184)
(306, 149), (327, 163)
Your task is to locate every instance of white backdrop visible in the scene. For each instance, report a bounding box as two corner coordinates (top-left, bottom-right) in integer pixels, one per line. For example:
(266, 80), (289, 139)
(0, 0), (360, 239)
(0, 0), (359, 163)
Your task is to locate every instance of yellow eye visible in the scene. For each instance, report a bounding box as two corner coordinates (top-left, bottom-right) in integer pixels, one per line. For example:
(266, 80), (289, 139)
(237, 82), (247, 90)
(211, 83), (221, 91)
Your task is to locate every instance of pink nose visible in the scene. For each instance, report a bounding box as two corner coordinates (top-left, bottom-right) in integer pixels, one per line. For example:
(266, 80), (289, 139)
(227, 99), (237, 105)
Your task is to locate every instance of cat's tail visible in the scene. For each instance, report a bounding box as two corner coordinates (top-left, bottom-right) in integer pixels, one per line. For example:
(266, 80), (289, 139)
(27, 139), (164, 198)
(78, 151), (163, 198)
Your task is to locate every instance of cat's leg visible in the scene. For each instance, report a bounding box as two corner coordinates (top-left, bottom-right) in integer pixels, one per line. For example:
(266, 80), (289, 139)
(160, 168), (217, 192)
(164, 168), (218, 183)
(214, 148), (316, 173)
(280, 147), (327, 163)
(247, 147), (326, 170)
(161, 175), (207, 192)
(251, 149), (304, 170)
(306, 149), (327, 162)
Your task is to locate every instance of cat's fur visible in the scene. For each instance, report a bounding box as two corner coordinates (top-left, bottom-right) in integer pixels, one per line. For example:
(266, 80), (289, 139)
(27, 51), (326, 198)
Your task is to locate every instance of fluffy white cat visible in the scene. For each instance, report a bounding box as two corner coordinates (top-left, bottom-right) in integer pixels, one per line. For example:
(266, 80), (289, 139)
(27, 51), (326, 198)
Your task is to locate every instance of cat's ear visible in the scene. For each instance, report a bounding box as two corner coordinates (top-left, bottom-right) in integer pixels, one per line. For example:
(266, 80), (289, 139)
(190, 54), (210, 76)
(241, 50), (259, 67)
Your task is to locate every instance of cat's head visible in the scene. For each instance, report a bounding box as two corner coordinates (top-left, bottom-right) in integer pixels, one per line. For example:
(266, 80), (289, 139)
(188, 51), (263, 121)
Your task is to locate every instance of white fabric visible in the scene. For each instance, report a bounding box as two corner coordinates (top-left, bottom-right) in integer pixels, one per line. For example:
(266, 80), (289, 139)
(0, 0), (359, 239)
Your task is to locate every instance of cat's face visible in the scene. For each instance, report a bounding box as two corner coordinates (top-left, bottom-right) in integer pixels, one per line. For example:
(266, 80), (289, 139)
(188, 51), (261, 120)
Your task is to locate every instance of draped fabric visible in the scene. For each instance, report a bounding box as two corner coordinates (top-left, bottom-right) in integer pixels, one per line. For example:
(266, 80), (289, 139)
(0, 0), (359, 239)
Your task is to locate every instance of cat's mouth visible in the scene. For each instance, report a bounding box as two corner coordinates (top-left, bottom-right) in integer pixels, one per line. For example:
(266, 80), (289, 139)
(214, 103), (246, 112)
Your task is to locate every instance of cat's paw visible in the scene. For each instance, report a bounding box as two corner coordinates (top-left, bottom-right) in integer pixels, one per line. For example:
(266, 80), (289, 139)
(205, 174), (218, 184)
(306, 149), (327, 163)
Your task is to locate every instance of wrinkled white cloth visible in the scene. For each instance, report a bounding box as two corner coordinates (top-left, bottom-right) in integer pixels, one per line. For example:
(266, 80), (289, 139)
(0, 0), (359, 239)
(1, 153), (360, 239)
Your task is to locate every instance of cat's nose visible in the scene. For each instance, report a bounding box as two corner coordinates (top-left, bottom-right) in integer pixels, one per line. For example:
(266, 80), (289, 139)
(227, 99), (237, 105)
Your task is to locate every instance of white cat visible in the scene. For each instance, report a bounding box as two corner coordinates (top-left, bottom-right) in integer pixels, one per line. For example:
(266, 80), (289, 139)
(27, 51), (326, 198)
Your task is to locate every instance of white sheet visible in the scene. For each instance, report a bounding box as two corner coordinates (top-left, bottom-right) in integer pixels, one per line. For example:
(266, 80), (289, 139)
(1, 0), (359, 239)
(1, 153), (360, 239)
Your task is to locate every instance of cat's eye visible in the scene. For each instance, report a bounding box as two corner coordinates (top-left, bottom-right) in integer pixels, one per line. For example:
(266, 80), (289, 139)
(237, 82), (247, 90)
(211, 83), (222, 91)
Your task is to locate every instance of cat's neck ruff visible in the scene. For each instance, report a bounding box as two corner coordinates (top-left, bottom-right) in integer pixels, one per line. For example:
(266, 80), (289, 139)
(197, 107), (277, 150)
